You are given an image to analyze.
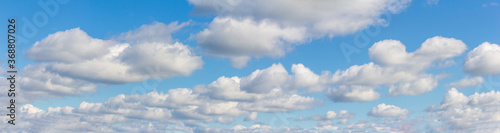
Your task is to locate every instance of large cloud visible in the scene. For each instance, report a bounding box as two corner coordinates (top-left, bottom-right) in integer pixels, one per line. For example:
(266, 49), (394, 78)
(26, 27), (114, 63)
(25, 22), (203, 84)
(463, 42), (500, 76)
(190, 0), (412, 67)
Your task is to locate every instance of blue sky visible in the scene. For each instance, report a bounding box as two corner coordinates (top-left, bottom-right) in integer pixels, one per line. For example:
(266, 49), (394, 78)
(1, 0), (500, 132)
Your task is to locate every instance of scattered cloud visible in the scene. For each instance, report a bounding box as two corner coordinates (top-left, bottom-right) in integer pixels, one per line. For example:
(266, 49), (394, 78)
(326, 85), (380, 102)
(23, 22), (202, 88)
(244, 112), (258, 121)
(326, 36), (466, 101)
(196, 17), (306, 68)
(1, 63), (322, 132)
(299, 110), (355, 121)
(26, 22), (202, 84)
(18, 64), (97, 102)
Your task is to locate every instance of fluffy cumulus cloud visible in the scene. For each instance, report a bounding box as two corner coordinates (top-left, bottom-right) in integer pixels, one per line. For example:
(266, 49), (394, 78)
(189, 0), (412, 67)
(463, 42), (500, 76)
(16, 22), (203, 102)
(26, 22), (203, 84)
(427, 88), (500, 132)
(368, 103), (410, 118)
(341, 118), (422, 132)
(326, 36), (467, 102)
(1, 64), (322, 132)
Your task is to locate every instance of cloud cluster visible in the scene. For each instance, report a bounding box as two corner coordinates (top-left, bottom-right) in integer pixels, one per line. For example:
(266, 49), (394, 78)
(189, 0), (412, 67)
(326, 36), (467, 102)
(27, 23), (202, 84)
(1, 63), (321, 132)
(429, 88), (500, 132)
(463, 42), (500, 76)
(17, 22), (203, 102)
(368, 103), (410, 118)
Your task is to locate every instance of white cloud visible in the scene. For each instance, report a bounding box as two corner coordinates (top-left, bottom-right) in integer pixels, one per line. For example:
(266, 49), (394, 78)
(190, 0), (412, 67)
(431, 88), (500, 131)
(26, 22), (203, 84)
(448, 76), (484, 89)
(195, 63), (329, 101)
(1, 63), (327, 132)
(369, 36), (467, 71)
(463, 42), (500, 76)
(439, 88), (468, 110)
(290, 64), (330, 93)
(369, 103), (410, 118)
(118, 42), (203, 79)
(328, 36), (467, 101)
(240, 63), (290, 93)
